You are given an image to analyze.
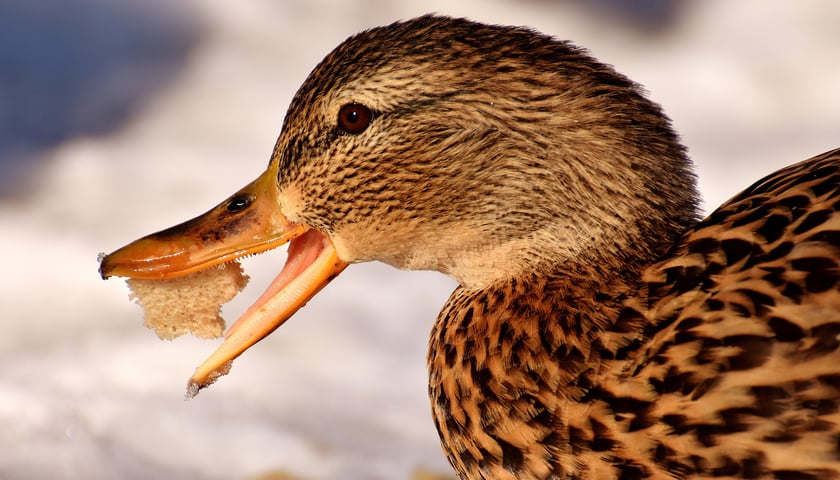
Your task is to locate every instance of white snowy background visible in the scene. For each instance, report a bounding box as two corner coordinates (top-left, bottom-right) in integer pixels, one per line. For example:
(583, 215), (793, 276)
(1, 1), (838, 479)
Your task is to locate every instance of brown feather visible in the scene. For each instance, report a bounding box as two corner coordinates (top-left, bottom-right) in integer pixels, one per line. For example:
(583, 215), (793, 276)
(264, 15), (840, 480)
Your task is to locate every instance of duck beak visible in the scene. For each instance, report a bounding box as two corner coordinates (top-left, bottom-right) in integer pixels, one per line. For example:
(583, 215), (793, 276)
(99, 168), (349, 396)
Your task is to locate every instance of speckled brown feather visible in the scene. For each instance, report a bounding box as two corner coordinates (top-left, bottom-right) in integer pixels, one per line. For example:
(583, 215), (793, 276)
(429, 149), (840, 479)
(251, 15), (840, 480)
(631, 150), (840, 478)
(271, 15), (697, 289)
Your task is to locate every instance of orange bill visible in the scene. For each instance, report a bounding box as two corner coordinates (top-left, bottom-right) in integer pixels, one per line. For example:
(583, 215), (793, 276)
(99, 168), (349, 396)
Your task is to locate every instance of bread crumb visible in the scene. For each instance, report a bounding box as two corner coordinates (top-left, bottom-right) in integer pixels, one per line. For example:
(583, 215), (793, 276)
(126, 262), (249, 340)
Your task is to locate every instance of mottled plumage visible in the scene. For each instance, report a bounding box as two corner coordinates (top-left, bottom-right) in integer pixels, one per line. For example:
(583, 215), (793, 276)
(101, 15), (840, 480)
(430, 149), (840, 479)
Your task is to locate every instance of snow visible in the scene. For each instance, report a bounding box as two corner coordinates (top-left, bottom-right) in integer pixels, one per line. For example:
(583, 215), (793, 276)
(1, 1), (839, 479)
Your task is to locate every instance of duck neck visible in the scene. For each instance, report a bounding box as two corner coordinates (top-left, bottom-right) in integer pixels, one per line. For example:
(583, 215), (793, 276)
(427, 269), (645, 479)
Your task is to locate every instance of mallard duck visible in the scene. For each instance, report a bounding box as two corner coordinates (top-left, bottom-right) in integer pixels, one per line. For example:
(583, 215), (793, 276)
(100, 15), (840, 480)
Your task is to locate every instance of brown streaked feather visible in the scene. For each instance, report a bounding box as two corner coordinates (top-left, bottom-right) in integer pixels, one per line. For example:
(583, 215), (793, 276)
(429, 148), (840, 480)
(631, 149), (840, 477)
(291, 18), (840, 479)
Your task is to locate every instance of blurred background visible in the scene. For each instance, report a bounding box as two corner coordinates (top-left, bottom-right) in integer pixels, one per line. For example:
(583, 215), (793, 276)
(0, 0), (838, 479)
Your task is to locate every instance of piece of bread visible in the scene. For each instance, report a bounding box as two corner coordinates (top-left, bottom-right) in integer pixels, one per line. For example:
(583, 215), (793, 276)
(126, 262), (249, 340)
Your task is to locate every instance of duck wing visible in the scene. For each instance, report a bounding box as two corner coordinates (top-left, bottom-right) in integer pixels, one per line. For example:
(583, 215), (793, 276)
(627, 147), (840, 477)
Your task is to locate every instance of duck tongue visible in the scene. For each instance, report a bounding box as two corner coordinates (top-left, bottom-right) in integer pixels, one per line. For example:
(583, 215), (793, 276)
(187, 229), (347, 397)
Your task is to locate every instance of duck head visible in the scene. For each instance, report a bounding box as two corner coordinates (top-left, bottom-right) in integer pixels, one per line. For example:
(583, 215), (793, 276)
(99, 15), (698, 392)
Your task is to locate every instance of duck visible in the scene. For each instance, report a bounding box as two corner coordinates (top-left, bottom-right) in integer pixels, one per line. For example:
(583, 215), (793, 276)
(99, 15), (840, 480)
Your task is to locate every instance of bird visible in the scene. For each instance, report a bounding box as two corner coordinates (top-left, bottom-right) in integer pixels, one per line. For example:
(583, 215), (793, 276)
(99, 15), (840, 480)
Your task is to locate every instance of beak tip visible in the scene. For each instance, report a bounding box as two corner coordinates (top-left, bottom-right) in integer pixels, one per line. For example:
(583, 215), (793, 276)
(185, 380), (203, 400)
(98, 252), (112, 280)
(186, 359), (235, 399)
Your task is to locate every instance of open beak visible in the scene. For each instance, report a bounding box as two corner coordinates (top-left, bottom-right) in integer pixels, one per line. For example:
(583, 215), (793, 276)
(99, 168), (349, 396)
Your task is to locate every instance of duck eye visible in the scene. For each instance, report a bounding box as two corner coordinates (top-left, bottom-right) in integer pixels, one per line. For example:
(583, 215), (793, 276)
(225, 194), (253, 213)
(337, 103), (372, 134)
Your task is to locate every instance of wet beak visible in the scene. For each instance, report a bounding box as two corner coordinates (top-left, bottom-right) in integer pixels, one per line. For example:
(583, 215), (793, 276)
(99, 169), (348, 396)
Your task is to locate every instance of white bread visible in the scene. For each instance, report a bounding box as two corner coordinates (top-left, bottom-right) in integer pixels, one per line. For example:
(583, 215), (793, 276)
(126, 262), (249, 340)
